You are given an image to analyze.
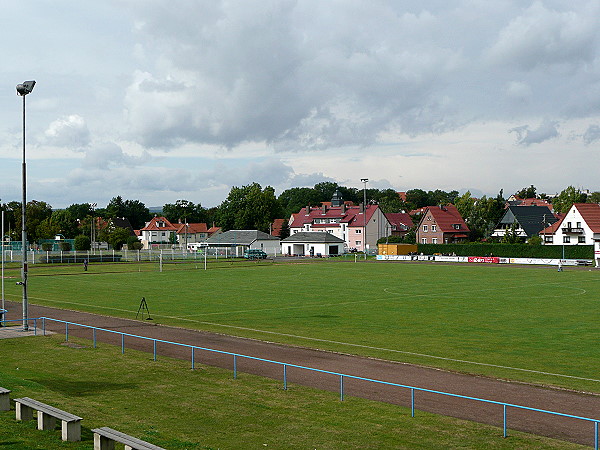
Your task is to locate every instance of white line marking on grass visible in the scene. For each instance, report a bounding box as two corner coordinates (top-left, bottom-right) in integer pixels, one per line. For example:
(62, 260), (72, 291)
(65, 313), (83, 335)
(152, 313), (600, 384)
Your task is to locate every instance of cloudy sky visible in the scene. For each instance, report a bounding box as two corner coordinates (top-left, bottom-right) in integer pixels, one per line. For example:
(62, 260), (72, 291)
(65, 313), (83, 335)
(1, 1), (599, 209)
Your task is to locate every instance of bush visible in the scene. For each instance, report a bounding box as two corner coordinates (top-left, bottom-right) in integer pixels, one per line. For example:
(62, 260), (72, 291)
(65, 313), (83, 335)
(74, 235), (91, 251)
(127, 236), (143, 250)
(417, 242), (593, 259)
(59, 242), (71, 251)
(41, 242), (53, 252)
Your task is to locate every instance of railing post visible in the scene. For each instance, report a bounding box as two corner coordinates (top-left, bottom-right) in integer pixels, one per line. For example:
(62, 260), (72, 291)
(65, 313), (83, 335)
(595, 421), (598, 450)
(153, 340), (157, 361)
(233, 355), (237, 379)
(503, 404), (507, 438)
(42, 317), (46, 336)
(121, 333), (124, 354)
(93, 329), (96, 348)
(191, 347), (195, 370)
(65, 323), (69, 342)
(340, 375), (344, 401)
(283, 364), (287, 390)
(33, 318), (36, 336)
(411, 388), (415, 417)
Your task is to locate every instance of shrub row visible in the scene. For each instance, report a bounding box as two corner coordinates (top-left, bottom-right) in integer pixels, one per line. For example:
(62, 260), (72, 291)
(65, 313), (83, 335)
(416, 243), (593, 259)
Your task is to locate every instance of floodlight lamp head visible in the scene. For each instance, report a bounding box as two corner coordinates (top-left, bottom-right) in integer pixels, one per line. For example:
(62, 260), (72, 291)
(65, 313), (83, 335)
(16, 80), (36, 96)
(361, 178), (369, 183)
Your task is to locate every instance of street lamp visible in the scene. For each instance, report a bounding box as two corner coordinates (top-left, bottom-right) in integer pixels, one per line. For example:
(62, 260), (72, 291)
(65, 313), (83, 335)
(17, 80), (35, 331)
(361, 178), (368, 255)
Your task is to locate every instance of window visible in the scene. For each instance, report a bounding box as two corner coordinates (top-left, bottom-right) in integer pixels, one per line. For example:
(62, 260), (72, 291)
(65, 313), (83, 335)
(567, 222), (572, 228)
(578, 236), (586, 243)
(355, 229), (361, 234)
(431, 224), (437, 232)
(423, 225), (428, 232)
(421, 238), (427, 244)
(355, 240), (362, 246)
(453, 224), (461, 230)
(563, 236), (570, 243)
(544, 236), (553, 243)
(576, 222), (582, 228)
(432, 238), (438, 244)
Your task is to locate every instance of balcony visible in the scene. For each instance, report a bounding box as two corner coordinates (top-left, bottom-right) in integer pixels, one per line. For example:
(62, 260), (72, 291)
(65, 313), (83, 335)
(561, 227), (584, 234)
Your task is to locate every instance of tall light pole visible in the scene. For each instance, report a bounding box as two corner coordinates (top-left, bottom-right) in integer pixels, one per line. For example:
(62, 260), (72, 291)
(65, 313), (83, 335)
(17, 80), (35, 331)
(1, 206), (5, 326)
(361, 178), (368, 255)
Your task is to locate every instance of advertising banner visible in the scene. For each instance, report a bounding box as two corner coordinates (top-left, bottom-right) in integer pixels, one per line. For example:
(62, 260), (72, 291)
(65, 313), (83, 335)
(467, 256), (500, 264)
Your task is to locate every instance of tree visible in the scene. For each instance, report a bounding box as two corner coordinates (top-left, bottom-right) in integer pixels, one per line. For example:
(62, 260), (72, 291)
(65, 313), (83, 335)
(105, 197), (150, 229)
(107, 227), (131, 250)
(74, 235), (91, 251)
(515, 185), (536, 199)
(65, 203), (94, 220)
(279, 220), (290, 240)
(588, 192), (600, 203)
(216, 183), (281, 232)
(552, 186), (587, 213)
(501, 222), (523, 244)
(162, 200), (207, 224)
(278, 187), (321, 217)
(313, 182), (340, 202)
(50, 210), (79, 238)
(14, 200), (53, 243)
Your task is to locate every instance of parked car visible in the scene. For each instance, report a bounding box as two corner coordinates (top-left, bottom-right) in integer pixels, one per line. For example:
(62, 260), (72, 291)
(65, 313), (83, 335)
(243, 249), (268, 260)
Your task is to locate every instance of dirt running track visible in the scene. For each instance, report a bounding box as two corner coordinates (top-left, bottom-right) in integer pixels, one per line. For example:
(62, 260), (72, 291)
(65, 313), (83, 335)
(4, 300), (599, 447)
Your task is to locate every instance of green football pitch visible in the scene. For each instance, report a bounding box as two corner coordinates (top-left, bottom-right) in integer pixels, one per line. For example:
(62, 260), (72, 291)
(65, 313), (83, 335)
(3, 259), (599, 393)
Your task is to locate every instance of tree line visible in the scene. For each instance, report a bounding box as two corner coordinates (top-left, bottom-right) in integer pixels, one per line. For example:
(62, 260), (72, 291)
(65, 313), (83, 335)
(0, 184), (597, 247)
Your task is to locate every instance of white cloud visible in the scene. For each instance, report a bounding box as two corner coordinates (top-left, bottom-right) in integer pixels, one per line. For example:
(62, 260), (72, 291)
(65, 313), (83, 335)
(43, 115), (91, 149)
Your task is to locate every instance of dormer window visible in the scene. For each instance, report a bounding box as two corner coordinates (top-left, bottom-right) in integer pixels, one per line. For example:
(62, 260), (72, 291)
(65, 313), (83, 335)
(453, 224), (461, 230)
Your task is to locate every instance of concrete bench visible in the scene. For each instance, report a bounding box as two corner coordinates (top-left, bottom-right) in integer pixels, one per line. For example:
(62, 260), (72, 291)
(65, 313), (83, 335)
(14, 397), (82, 441)
(92, 427), (165, 450)
(0, 387), (10, 411)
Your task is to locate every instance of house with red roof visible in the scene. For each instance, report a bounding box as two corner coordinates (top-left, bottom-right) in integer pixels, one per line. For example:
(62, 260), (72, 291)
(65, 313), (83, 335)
(176, 222), (211, 245)
(384, 212), (413, 238)
(539, 203), (600, 246)
(139, 216), (178, 249)
(415, 205), (469, 244)
(289, 198), (390, 252)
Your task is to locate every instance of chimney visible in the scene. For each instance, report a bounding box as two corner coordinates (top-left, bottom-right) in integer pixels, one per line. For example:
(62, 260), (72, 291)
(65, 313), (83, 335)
(305, 206), (311, 216)
(322, 204), (327, 214)
(341, 203), (346, 214)
(359, 203), (364, 213)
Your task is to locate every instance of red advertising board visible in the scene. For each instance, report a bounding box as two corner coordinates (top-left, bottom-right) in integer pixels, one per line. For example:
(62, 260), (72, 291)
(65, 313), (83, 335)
(467, 256), (500, 264)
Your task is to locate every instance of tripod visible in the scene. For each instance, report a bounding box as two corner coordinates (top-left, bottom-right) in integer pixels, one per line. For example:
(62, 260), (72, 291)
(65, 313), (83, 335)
(136, 297), (153, 320)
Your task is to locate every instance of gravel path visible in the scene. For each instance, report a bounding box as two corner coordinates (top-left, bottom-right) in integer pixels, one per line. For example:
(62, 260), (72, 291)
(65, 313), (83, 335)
(4, 300), (599, 447)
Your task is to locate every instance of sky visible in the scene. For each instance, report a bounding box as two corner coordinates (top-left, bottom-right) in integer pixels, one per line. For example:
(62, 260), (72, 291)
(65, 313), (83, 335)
(1, 1), (600, 209)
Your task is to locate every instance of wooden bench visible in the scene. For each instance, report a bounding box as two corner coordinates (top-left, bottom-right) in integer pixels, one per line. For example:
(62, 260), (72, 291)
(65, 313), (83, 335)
(92, 427), (165, 450)
(14, 397), (82, 441)
(0, 387), (10, 411)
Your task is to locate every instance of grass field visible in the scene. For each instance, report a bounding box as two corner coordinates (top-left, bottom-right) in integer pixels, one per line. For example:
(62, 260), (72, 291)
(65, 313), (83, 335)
(0, 334), (583, 449)
(2, 259), (599, 393)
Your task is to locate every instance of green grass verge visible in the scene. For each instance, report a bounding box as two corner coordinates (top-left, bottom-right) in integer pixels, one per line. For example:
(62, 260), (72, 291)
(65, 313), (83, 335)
(2, 259), (600, 393)
(0, 335), (584, 449)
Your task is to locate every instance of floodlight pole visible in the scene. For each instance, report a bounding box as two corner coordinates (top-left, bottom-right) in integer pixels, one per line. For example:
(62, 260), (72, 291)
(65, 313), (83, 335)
(361, 178), (368, 257)
(20, 92), (29, 331)
(1, 208), (5, 326)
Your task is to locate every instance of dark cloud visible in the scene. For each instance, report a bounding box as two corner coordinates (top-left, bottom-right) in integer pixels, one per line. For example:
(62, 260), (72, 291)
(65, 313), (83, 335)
(509, 119), (560, 146)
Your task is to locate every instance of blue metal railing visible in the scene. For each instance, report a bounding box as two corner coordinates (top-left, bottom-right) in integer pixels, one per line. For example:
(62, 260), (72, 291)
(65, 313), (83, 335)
(2, 316), (598, 448)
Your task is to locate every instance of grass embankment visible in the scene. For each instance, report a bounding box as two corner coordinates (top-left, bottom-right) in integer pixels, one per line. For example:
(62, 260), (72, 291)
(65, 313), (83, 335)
(0, 334), (582, 449)
(2, 259), (599, 392)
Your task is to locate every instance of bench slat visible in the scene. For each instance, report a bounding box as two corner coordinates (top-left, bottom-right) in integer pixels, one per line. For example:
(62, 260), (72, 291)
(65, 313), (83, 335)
(0, 387), (10, 394)
(14, 397), (82, 422)
(92, 427), (165, 450)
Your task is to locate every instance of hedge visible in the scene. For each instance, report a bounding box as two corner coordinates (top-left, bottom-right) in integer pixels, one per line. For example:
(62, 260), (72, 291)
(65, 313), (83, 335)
(416, 243), (593, 259)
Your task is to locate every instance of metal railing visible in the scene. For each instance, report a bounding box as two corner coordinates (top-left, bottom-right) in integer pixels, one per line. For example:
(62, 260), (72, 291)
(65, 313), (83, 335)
(2, 316), (598, 448)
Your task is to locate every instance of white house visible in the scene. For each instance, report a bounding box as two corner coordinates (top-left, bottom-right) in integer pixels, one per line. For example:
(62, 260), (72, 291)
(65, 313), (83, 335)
(281, 232), (345, 256)
(139, 216), (178, 249)
(540, 203), (600, 246)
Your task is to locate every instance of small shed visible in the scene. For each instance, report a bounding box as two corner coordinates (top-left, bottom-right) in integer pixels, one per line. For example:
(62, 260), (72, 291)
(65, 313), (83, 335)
(282, 232), (345, 257)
